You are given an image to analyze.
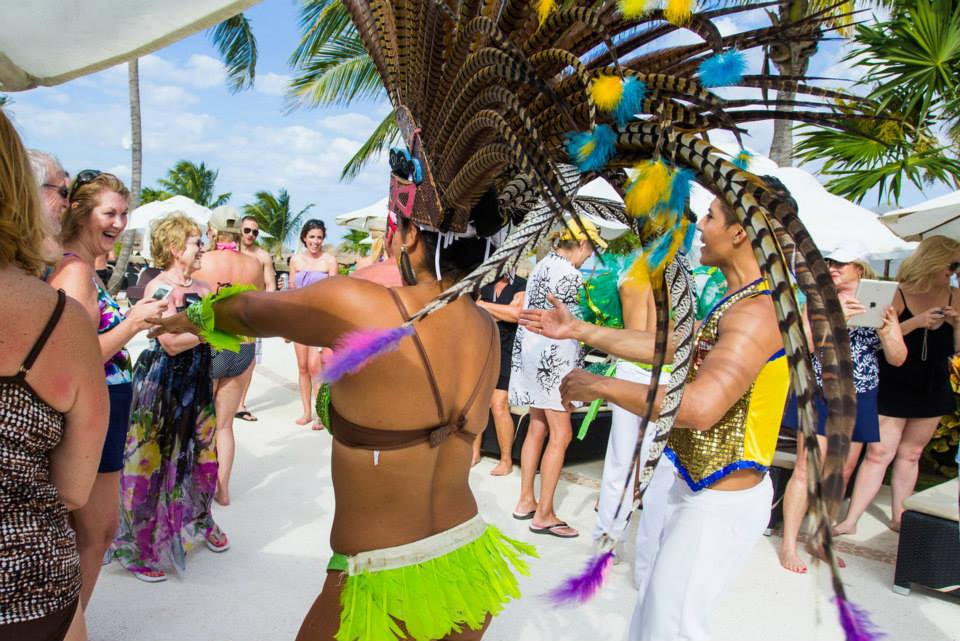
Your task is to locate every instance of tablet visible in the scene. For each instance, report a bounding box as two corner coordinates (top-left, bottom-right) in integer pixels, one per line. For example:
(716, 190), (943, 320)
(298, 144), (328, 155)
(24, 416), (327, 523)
(849, 279), (899, 328)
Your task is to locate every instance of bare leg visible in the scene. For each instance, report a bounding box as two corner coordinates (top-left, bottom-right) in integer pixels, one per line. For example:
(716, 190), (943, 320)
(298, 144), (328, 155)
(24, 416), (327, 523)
(70, 471), (121, 606)
(471, 429), (483, 467)
(780, 436), (817, 573)
(295, 342), (313, 425)
(889, 416), (941, 531)
(531, 409), (576, 537)
(841, 442), (864, 496)
(62, 603), (88, 641)
(213, 362), (254, 506)
(515, 409), (546, 516)
(489, 390), (514, 476)
(834, 415), (905, 535)
(237, 363), (254, 415)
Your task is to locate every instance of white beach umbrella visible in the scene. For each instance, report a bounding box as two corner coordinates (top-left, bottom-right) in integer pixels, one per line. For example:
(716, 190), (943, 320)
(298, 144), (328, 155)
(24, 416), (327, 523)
(335, 197), (387, 233)
(0, 1), (260, 91)
(128, 196), (212, 260)
(880, 190), (960, 241)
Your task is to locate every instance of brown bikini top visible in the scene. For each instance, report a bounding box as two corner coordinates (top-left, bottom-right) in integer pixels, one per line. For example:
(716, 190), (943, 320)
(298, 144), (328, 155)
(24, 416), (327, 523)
(328, 289), (497, 451)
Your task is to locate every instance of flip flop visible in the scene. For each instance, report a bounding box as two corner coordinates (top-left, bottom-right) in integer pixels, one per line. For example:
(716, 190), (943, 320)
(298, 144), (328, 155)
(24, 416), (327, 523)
(512, 510), (536, 520)
(205, 528), (231, 553)
(235, 410), (258, 422)
(131, 568), (167, 583)
(529, 522), (579, 538)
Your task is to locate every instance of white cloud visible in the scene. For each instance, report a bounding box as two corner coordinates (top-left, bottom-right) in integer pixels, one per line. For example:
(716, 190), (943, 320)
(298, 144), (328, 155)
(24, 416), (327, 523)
(107, 164), (131, 181)
(317, 112), (376, 131)
(256, 72), (291, 97)
(138, 54), (226, 90)
(142, 84), (198, 108)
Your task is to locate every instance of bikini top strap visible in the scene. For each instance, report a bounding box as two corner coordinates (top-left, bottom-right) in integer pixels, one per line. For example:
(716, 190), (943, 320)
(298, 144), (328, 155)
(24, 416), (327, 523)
(456, 316), (499, 425)
(387, 289), (445, 422)
(897, 287), (906, 306)
(19, 290), (67, 378)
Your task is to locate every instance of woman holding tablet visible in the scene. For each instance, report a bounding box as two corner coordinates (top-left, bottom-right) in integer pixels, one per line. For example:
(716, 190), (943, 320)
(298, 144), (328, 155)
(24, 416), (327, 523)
(835, 235), (960, 535)
(780, 242), (907, 573)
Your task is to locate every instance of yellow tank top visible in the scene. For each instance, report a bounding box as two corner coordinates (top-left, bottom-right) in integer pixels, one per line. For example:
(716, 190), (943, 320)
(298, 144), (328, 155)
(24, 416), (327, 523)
(665, 278), (789, 491)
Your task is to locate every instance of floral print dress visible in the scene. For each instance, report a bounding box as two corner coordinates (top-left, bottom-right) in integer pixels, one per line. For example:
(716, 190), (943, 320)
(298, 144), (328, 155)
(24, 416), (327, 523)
(112, 303), (218, 576)
(510, 252), (584, 410)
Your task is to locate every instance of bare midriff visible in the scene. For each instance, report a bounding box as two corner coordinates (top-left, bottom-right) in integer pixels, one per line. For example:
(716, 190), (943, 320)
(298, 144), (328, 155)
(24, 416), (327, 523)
(708, 467), (763, 491)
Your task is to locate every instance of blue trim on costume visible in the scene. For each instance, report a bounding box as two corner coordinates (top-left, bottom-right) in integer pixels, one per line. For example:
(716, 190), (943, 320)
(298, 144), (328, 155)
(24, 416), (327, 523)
(664, 448), (769, 492)
(767, 348), (785, 362)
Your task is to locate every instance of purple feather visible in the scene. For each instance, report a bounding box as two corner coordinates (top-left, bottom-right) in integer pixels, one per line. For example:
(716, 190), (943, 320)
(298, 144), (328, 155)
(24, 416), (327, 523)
(835, 596), (885, 641)
(320, 326), (415, 383)
(548, 551), (614, 605)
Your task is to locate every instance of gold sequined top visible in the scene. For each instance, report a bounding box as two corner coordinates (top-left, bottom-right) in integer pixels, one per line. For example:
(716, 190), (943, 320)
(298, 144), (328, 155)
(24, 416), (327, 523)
(666, 279), (789, 491)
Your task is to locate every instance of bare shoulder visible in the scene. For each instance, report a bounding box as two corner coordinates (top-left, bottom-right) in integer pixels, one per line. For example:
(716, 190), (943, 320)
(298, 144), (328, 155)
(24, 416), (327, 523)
(289, 253), (304, 269)
(718, 294), (782, 349)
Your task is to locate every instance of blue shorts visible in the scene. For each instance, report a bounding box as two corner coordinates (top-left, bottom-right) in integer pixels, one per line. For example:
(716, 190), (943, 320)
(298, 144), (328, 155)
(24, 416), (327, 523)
(782, 386), (880, 444)
(99, 382), (133, 473)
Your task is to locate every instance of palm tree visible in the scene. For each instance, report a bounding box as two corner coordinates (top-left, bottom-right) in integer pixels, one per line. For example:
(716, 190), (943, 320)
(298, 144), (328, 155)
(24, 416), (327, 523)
(156, 160), (232, 207)
(107, 59), (143, 293)
(795, 0), (960, 203)
(243, 189), (315, 257)
(340, 229), (370, 256)
(288, 0), (397, 179)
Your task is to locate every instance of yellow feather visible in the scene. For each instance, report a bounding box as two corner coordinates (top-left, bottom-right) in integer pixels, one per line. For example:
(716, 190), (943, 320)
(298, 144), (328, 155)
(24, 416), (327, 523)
(619, 0), (654, 19)
(624, 161), (671, 218)
(664, 0), (694, 25)
(591, 75), (624, 112)
(622, 254), (652, 290)
(537, 0), (556, 26)
(578, 139), (597, 160)
(650, 220), (689, 279)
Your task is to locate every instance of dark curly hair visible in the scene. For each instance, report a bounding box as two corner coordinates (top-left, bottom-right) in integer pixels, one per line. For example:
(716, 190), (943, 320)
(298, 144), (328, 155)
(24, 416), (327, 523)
(299, 219), (327, 244)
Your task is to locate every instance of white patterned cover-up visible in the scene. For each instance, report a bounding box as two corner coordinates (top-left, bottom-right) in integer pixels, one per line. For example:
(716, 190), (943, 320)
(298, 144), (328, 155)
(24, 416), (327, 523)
(509, 252), (584, 411)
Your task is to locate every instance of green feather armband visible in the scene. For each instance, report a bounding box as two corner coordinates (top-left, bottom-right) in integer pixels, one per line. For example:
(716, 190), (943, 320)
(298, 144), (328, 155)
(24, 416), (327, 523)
(185, 284), (257, 352)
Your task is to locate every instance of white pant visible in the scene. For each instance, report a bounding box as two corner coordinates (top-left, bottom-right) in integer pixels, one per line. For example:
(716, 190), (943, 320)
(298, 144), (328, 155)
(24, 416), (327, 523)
(593, 360), (675, 590)
(595, 361), (666, 539)
(628, 475), (774, 641)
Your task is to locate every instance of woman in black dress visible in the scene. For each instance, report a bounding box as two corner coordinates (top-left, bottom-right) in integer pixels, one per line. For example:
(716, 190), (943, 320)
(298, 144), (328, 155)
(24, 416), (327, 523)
(835, 235), (960, 534)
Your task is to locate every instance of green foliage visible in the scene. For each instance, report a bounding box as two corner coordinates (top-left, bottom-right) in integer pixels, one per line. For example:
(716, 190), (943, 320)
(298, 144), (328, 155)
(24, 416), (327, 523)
(243, 189), (315, 258)
(340, 229), (370, 256)
(605, 231), (642, 255)
(207, 14), (258, 93)
(139, 186), (170, 204)
(796, 0), (960, 204)
(927, 411), (960, 478)
(341, 110), (401, 180)
(154, 160), (231, 208)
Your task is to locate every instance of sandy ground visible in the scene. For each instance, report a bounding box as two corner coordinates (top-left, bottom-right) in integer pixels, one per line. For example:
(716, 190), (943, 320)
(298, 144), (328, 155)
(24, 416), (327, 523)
(85, 336), (959, 641)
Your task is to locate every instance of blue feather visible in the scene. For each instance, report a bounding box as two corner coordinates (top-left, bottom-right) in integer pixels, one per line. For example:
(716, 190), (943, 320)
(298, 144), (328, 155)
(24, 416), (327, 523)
(698, 49), (746, 88)
(646, 231), (674, 272)
(682, 220), (697, 254)
(665, 168), (694, 215)
(732, 148), (753, 170)
(565, 124), (617, 172)
(614, 77), (647, 128)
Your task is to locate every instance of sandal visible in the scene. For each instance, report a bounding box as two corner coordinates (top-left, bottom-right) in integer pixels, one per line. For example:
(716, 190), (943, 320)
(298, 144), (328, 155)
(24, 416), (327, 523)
(529, 521), (579, 538)
(205, 527), (231, 553)
(235, 410), (258, 422)
(131, 567), (167, 583)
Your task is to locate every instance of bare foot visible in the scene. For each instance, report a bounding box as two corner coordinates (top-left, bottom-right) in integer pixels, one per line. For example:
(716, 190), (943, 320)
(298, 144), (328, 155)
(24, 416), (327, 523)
(490, 461), (513, 476)
(514, 500), (537, 517)
(778, 548), (808, 574)
(806, 543), (846, 568)
(214, 487), (230, 506)
(889, 520), (901, 533)
(832, 521), (857, 537)
(311, 421), (325, 432)
(295, 416), (311, 426)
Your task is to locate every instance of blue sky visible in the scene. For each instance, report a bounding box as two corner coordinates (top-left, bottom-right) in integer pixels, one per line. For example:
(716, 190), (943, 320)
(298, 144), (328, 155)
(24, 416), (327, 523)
(3, 0), (951, 247)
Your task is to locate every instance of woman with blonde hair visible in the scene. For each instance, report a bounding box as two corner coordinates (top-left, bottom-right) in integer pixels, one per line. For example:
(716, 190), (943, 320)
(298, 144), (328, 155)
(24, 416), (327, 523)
(48, 171), (168, 605)
(835, 235), (960, 535)
(0, 109), (108, 640)
(111, 213), (227, 582)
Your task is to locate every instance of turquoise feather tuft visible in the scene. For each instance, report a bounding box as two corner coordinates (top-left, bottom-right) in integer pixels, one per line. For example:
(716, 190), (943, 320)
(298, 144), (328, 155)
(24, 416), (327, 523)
(664, 168), (694, 217)
(682, 220), (697, 254)
(732, 148), (753, 170)
(698, 49), (746, 88)
(614, 77), (647, 128)
(565, 124), (617, 172)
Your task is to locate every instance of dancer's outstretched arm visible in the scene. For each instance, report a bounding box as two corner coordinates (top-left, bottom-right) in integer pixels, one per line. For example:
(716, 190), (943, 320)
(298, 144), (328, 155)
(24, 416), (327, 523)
(149, 276), (385, 348)
(520, 293), (675, 363)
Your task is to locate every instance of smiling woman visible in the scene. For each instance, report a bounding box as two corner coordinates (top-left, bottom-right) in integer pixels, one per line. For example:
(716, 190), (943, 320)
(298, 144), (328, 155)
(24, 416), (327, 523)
(48, 171), (170, 606)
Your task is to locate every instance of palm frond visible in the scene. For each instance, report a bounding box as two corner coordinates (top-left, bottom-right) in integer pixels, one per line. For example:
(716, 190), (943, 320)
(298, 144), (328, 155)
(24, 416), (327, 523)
(208, 14), (258, 93)
(289, 0), (355, 69)
(287, 33), (384, 109)
(341, 109), (400, 181)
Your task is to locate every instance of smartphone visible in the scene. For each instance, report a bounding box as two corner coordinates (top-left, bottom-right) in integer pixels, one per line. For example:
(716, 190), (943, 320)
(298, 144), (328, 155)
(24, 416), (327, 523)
(152, 285), (173, 301)
(849, 279), (899, 328)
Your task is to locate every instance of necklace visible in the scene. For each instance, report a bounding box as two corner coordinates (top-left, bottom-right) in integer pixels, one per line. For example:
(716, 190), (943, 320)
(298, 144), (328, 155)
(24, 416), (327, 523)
(161, 272), (193, 288)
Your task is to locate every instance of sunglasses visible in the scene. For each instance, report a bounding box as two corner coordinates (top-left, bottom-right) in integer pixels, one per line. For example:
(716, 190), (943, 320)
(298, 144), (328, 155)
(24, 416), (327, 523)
(43, 183), (69, 199)
(242, 227), (259, 237)
(950, 262), (960, 272)
(68, 169), (102, 202)
(825, 259), (848, 269)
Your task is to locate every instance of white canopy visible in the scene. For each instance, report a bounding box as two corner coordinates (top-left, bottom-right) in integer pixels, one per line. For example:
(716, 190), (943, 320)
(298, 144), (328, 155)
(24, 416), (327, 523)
(575, 178), (631, 240)
(335, 197), (387, 233)
(129, 196), (212, 259)
(880, 190), (960, 241)
(0, 0), (259, 91)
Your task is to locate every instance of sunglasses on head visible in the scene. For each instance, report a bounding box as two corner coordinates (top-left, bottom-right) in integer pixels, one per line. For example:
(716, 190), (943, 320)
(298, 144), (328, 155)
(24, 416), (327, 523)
(43, 183), (69, 199)
(242, 227), (259, 237)
(68, 169), (102, 202)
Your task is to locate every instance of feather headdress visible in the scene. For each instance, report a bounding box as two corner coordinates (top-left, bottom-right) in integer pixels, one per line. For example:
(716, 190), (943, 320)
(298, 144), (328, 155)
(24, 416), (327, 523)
(339, 2), (874, 635)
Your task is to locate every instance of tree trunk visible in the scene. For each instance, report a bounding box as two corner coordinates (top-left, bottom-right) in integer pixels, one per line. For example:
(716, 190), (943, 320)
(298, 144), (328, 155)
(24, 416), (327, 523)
(769, 87), (797, 167)
(109, 59), (142, 295)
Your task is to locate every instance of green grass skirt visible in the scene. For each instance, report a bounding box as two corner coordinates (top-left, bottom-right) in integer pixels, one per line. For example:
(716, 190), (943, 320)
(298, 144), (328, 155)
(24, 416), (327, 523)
(330, 522), (537, 641)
